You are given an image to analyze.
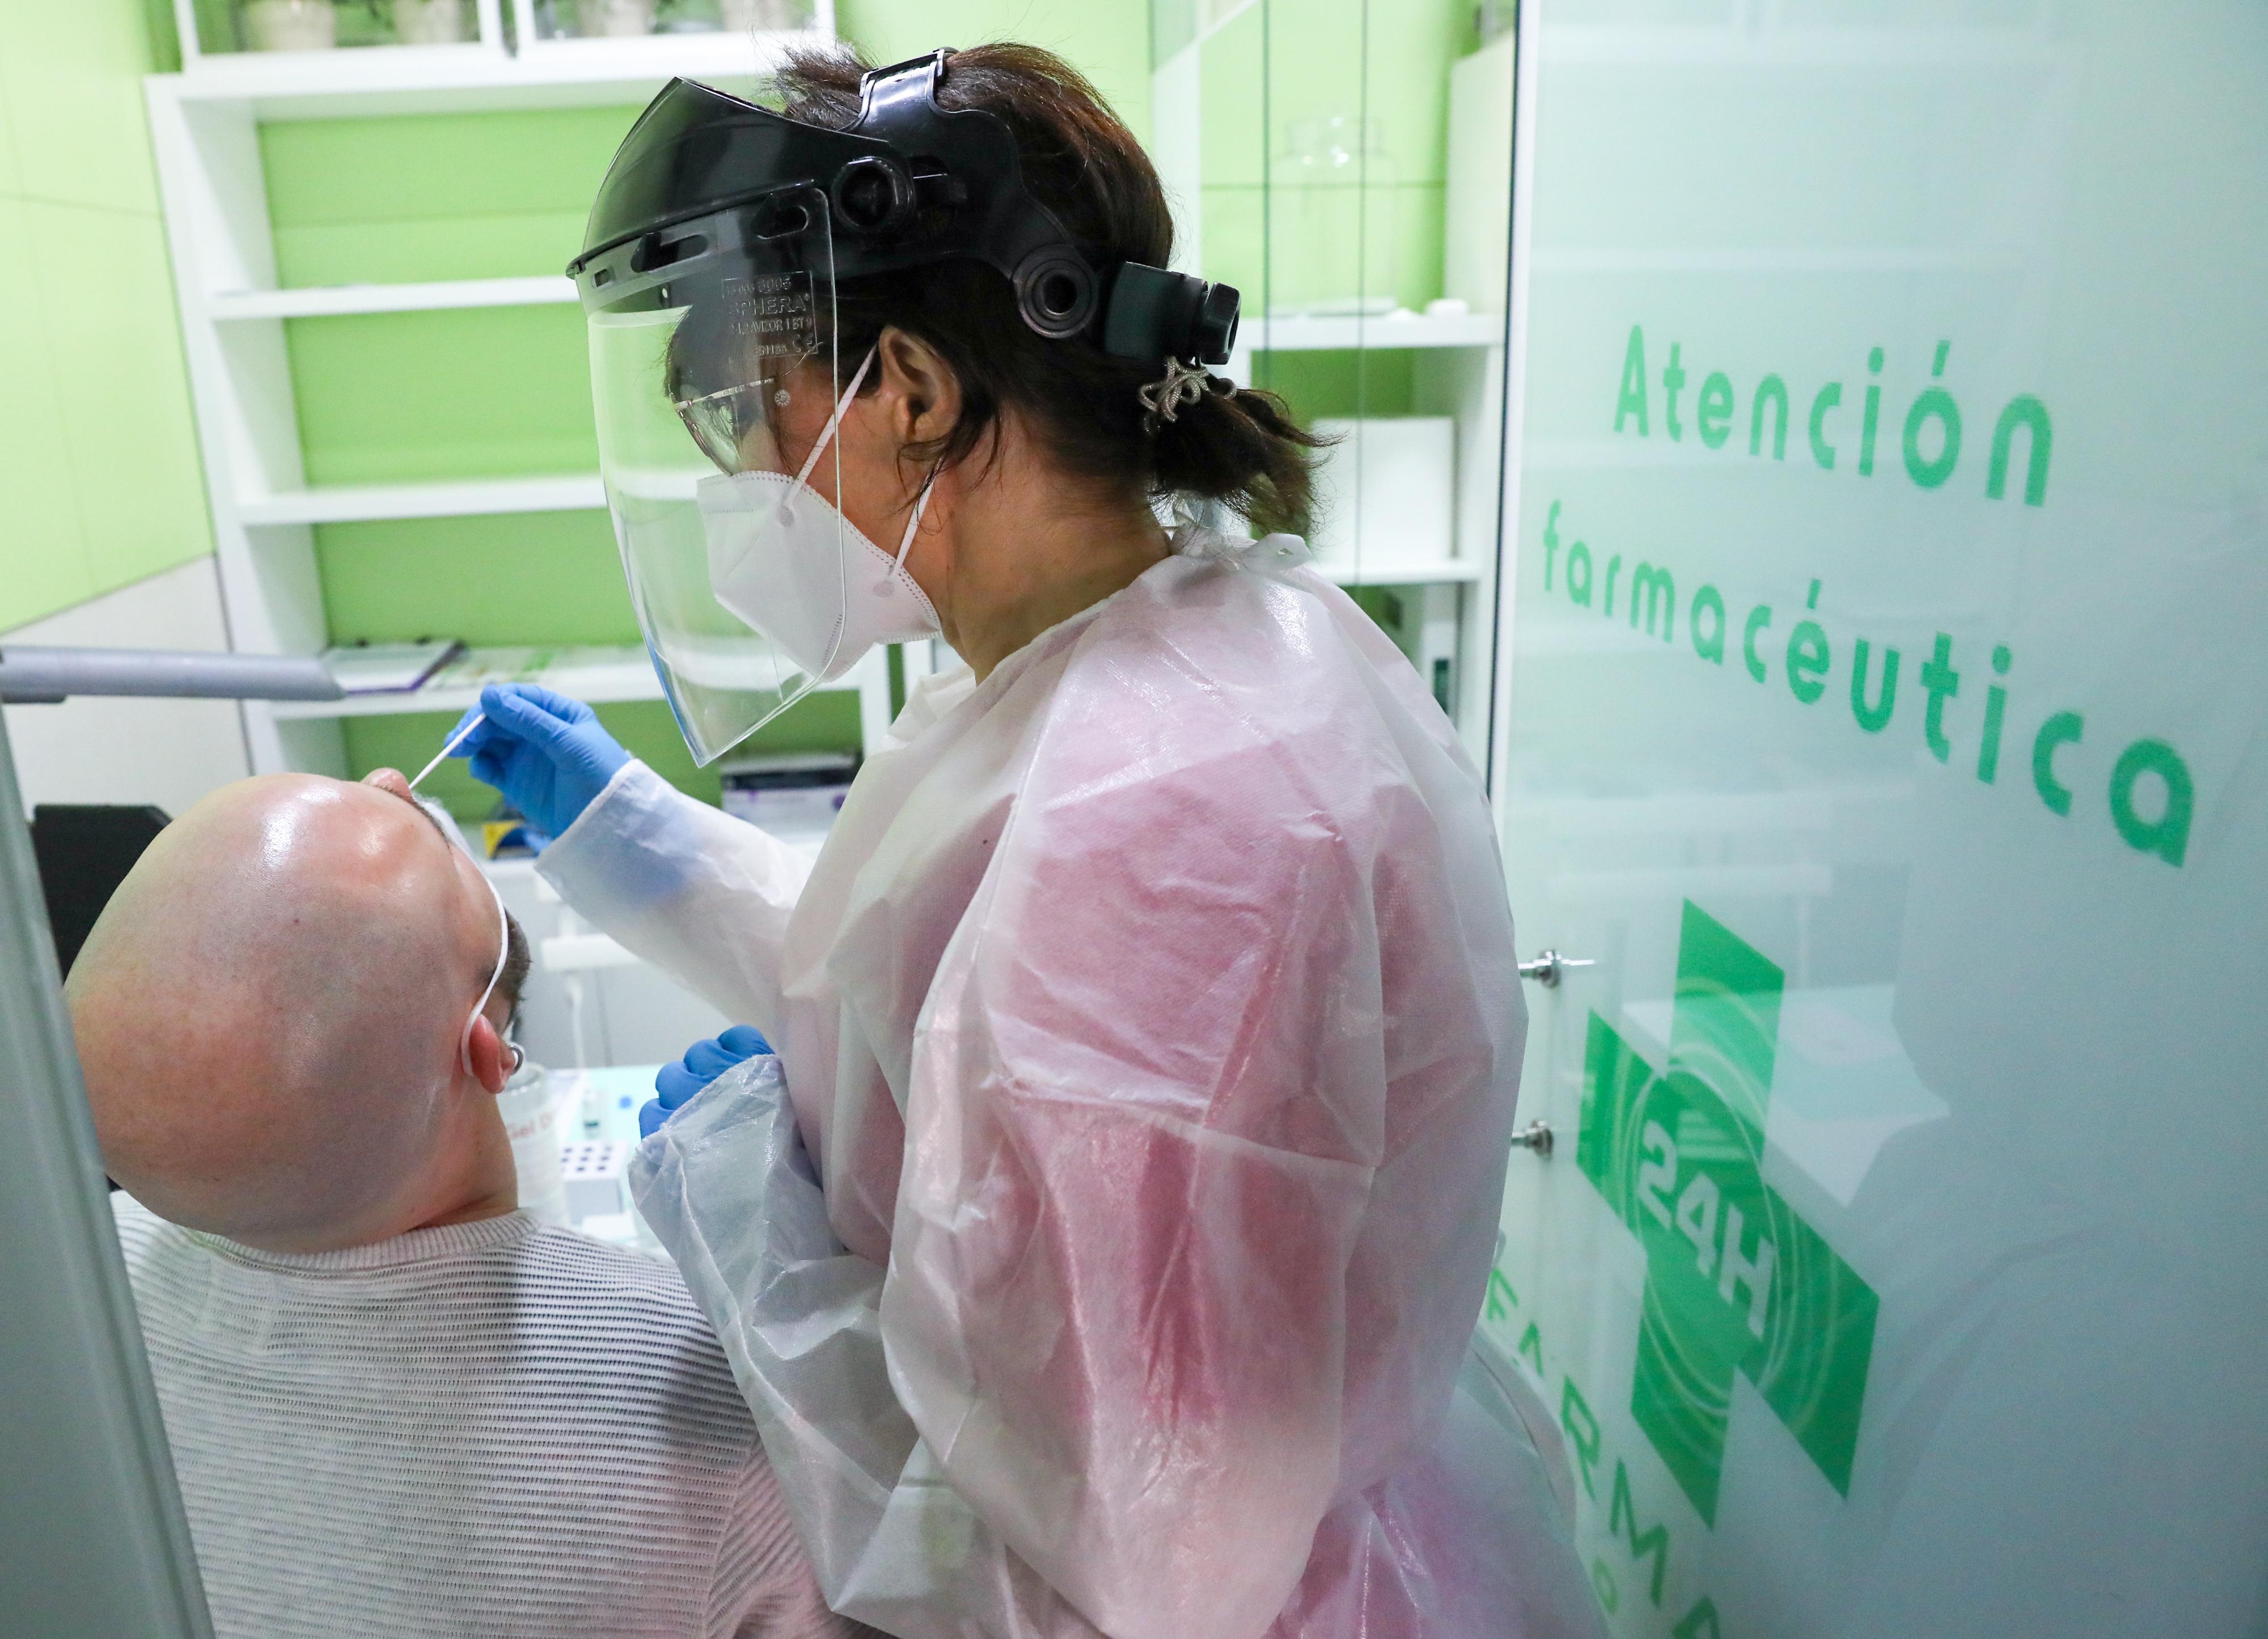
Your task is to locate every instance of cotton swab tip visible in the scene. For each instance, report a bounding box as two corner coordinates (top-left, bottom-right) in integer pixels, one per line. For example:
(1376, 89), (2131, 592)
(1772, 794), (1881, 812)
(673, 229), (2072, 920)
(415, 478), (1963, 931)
(409, 711), (485, 792)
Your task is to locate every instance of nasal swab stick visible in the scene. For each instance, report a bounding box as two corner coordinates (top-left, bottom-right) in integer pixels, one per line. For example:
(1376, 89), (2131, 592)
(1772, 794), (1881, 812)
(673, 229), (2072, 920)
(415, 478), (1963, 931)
(410, 712), (485, 792)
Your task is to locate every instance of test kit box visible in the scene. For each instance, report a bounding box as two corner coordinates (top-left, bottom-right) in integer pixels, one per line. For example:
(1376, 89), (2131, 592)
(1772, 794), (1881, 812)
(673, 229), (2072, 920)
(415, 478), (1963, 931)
(718, 749), (859, 840)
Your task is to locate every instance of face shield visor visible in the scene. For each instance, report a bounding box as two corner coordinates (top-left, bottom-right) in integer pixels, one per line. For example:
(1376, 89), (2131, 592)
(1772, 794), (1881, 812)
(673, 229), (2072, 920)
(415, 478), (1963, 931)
(572, 59), (1245, 766)
(583, 187), (848, 767)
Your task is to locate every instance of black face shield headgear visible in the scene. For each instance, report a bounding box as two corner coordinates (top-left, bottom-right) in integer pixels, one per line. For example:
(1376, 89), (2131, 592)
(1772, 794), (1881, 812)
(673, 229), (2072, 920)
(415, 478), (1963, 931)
(568, 48), (1239, 367)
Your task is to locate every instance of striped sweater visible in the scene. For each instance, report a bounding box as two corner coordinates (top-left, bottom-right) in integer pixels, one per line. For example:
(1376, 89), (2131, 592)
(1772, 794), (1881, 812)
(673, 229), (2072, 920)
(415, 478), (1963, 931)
(111, 1195), (862, 1638)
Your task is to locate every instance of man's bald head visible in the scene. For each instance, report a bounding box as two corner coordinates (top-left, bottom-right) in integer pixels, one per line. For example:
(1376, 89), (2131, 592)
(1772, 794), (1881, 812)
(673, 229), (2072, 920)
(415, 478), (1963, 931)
(68, 774), (527, 1251)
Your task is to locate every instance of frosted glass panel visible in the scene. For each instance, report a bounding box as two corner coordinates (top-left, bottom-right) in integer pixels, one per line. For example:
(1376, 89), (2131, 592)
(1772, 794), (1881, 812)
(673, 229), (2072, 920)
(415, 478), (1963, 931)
(1491, 5), (2268, 1637)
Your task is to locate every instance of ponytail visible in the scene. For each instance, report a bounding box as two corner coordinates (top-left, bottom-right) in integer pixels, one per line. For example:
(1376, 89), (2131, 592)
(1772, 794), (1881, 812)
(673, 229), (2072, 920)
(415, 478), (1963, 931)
(1147, 373), (1326, 539)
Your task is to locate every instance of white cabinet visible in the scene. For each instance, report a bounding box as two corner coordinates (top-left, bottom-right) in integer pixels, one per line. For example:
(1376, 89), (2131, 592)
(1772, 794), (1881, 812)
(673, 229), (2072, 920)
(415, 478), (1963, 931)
(144, 14), (860, 782)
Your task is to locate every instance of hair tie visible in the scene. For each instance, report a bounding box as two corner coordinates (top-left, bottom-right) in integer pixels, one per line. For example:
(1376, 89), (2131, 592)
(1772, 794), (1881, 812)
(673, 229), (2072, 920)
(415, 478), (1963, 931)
(1139, 356), (1211, 431)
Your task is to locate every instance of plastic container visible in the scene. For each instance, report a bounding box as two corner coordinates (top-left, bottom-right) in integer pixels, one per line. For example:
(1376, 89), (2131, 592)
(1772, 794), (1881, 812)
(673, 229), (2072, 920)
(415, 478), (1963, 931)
(242, 0), (338, 50)
(574, 0), (658, 35)
(720, 0), (800, 27)
(1271, 116), (1400, 317)
(392, 0), (472, 42)
(497, 1056), (570, 1225)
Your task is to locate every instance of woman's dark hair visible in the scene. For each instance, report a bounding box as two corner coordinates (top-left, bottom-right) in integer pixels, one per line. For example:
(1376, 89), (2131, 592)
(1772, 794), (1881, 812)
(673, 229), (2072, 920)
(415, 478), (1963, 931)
(773, 43), (1322, 537)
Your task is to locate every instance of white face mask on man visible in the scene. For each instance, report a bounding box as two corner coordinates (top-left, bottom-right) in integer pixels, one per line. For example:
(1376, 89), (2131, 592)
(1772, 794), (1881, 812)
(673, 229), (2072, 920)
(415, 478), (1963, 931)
(696, 346), (942, 685)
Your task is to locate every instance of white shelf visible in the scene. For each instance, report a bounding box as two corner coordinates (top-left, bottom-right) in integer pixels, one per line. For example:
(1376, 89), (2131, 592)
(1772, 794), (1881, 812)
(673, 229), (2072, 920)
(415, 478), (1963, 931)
(211, 276), (577, 320)
(162, 29), (826, 118)
(274, 645), (659, 719)
(147, 0), (901, 777)
(235, 465), (1487, 584)
(239, 473), (605, 525)
(271, 640), (885, 721)
(1243, 311), (1504, 351)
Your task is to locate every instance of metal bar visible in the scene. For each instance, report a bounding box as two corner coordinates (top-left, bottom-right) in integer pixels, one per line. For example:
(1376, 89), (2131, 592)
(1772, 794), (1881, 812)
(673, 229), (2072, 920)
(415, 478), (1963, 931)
(0, 711), (215, 1637)
(0, 646), (342, 704)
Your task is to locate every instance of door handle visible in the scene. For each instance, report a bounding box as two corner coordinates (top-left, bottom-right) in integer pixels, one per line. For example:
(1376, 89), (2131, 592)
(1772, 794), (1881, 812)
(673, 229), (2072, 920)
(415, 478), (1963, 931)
(1517, 949), (1596, 988)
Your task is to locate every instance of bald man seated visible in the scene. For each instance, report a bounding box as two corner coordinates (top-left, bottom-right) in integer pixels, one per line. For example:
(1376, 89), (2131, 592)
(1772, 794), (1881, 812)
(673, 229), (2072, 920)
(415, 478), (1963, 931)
(69, 772), (859, 1639)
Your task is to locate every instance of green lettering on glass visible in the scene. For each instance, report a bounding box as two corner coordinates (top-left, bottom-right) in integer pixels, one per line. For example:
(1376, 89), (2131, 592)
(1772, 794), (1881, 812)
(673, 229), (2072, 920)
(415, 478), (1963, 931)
(2033, 711), (2083, 816)
(1749, 374), (1788, 459)
(1576, 902), (1879, 1526)
(1690, 585), (1726, 664)
(1603, 554), (1622, 618)
(1673, 1598), (1725, 1639)
(1918, 633), (1961, 763)
(1610, 1460), (1671, 1606)
(1485, 1267), (1517, 1323)
(1696, 372), (1733, 450)
(1610, 326), (2050, 505)
(1987, 394), (2053, 505)
(1978, 645), (2012, 783)
(1742, 604), (1772, 683)
(1615, 325), (1650, 435)
(2109, 738), (2193, 867)
(1785, 580), (1827, 704)
(1850, 637), (1899, 732)
(1561, 1375), (1603, 1501)
(1903, 341), (1962, 489)
(1630, 563), (1677, 642)
(1857, 347), (1884, 477)
(1542, 501), (1562, 590)
(1808, 383), (1841, 469)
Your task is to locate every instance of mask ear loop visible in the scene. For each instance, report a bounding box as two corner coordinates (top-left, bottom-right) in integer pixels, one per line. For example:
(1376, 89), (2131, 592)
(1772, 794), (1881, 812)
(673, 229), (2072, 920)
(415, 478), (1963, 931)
(460, 872), (519, 1081)
(786, 345), (879, 498)
(416, 794), (521, 1082)
(879, 464), (941, 595)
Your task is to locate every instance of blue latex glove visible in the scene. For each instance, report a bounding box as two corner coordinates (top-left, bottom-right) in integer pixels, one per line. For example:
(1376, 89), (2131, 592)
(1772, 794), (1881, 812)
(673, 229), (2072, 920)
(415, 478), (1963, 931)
(639, 1025), (773, 1140)
(446, 682), (630, 839)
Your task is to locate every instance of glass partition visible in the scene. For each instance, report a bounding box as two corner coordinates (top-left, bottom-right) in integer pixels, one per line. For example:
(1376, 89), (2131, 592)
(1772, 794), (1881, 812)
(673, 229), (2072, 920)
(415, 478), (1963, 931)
(1490, 4), (2268, 1635)
(1150, 0), (1516, 755)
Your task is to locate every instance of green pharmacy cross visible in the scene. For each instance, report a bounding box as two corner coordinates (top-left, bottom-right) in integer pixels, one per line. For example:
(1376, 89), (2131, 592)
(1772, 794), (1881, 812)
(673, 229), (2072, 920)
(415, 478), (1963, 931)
(1577, 902), (1878, 1525)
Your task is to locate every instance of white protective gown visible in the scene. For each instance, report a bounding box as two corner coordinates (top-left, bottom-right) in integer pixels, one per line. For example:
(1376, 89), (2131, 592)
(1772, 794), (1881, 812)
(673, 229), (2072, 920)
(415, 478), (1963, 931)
(541, 528), (1602, 1639)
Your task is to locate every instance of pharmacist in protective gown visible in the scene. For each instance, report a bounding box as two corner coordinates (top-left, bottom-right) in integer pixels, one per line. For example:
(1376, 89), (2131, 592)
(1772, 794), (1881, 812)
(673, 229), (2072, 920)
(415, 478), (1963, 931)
(437, 42), (1601, 1639)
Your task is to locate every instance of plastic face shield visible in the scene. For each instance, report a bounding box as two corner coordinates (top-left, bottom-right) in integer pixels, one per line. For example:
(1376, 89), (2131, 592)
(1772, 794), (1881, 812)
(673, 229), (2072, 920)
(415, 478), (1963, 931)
(583, 186), (846, 766)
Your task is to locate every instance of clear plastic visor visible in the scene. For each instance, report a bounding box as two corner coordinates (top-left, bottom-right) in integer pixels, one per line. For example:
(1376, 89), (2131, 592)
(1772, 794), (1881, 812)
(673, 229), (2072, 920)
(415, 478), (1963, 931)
(585, 204), (846, 767)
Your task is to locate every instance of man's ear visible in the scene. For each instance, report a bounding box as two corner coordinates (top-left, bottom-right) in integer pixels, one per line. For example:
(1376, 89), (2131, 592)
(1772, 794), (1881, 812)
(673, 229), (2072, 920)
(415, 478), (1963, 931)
(465, 1014), (515, 1097)
(874, 326), (962, 451)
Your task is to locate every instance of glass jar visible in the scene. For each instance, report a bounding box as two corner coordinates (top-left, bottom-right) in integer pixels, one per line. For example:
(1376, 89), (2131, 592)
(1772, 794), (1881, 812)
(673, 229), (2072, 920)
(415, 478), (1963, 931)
(574, 0), (659, 37)
(1271, 115), (1401, 317)
(391, 0), (471, 43)
(240, 0), (338, 51)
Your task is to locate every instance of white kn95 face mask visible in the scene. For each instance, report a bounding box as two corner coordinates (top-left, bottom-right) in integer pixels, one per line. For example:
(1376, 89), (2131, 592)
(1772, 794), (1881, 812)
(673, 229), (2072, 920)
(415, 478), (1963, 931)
(696, 347), (942, 685)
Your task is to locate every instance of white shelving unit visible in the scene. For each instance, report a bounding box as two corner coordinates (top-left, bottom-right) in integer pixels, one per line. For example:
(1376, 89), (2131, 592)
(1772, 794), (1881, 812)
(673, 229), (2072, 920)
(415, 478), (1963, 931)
(172, 0), (512, 79)
(210, 274), (577, 320)
(145, 12), (857, 780)
(150, 14), (1489, 783)
(1224, 306), (1509, 754)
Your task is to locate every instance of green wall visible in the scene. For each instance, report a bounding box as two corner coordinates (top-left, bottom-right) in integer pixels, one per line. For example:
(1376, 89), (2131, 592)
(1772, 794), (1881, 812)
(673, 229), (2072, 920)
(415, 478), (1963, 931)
(0, 2), (210, 632)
